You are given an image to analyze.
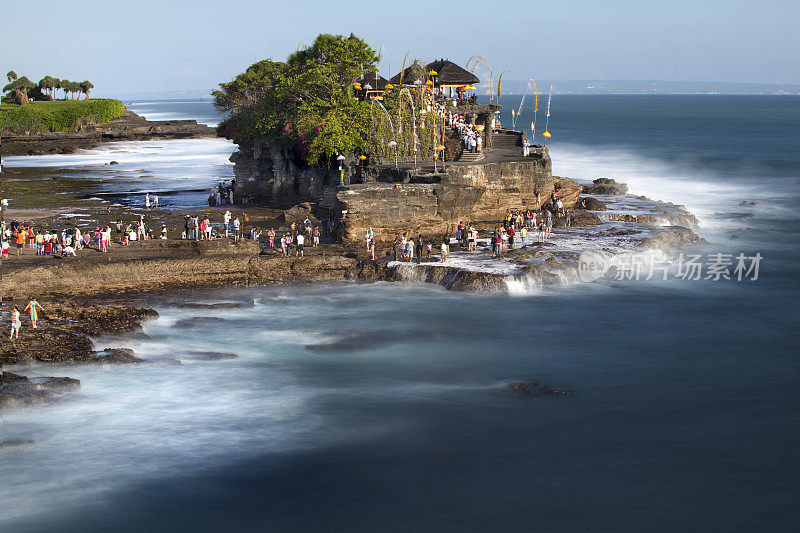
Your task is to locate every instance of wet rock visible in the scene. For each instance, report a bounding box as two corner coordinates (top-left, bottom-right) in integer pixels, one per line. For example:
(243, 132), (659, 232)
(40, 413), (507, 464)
(553, 176), (582, 207)
(109, 161), (119, 165)
(178, 302), (246, 310)
(579, 196), (607, 211)
(1, 372), (81, 408)
(506, 382), (573, 396)
(91, 348), (144, 364)
(179, 351), (238, 361)
(582, 178), (628, 195)
(283, 202), (318, 223)
(173, 316), (226, 328)
(639, 226), (707, 250)
(739, 201), (756, 206)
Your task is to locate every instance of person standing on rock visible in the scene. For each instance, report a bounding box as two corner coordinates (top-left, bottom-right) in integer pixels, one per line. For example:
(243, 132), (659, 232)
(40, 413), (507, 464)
(9, 307), (22, 339)
(24, 299), (44, 329)
(416, 235), (423, 264)
(296, 232), (304, 257)
(153, 194), (159, 209)
(440, 238), (449, 263)
(223, 211), (232, 237)
(545, 211), (553, 240)
(145, 193), (151, 209)
(233, 217), (241, 241)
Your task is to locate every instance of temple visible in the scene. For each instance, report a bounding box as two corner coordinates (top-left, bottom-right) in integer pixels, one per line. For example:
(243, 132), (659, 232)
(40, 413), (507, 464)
(231, 58), (566, 242)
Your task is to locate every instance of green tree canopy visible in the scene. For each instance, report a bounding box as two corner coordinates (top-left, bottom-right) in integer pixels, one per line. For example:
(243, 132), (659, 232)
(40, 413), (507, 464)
(80, 80), (94, 99)
(217, 33), (381, 165)
(3, 76), (35, 104)
(6, 70), (17, 82)
(213, 59), (286, 114)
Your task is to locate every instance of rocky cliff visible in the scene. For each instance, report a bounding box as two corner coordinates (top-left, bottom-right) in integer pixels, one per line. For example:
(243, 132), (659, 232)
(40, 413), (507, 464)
(233, 138), (575, 242)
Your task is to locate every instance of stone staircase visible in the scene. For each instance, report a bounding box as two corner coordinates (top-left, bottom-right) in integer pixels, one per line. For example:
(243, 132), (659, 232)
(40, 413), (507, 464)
(457, 151), (484, 163)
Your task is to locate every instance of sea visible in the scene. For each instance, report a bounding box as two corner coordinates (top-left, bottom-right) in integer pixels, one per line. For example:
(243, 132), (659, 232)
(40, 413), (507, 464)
(1, 96), (798, 532)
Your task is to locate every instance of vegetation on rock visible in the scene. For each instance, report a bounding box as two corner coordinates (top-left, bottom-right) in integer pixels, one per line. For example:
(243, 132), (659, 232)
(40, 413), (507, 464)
(216, 34), (385, 166)
(0, 98), (125, 134)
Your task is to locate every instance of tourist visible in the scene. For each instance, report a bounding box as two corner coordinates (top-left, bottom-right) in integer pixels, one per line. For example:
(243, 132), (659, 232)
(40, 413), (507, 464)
(9, 307), (22, 340)
(2, 240), (9, 259)
(440, 238), (449, 263)
(520, 226), (527, 246)
(145, 193), (151, 209)
(24, 299), (44, 329)
(268, 229), (275, 248)
(545, 211), (553, 240)
(153, 194), (159, 209)
(565, 210), (572, 228)
(406, 238), (414, 263)
(426, 242), (432, 259)
(204, 217), (213, 240)
(161, 224), (168, 239)
(365, 226), (374, 251)
(296, 232), (304, 257)
(15, 229), (25, 255)
(313, 227), (320, 248)
(392, 238), (399, 261)
(536, 193), (541, 210)
(223, 210), (231, 237)
(233, 217), (241, 241)
(416, 235), (423, 264)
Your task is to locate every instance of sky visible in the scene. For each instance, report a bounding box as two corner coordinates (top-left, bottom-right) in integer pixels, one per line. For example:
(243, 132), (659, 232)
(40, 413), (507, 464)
(2, 0), (798, 96)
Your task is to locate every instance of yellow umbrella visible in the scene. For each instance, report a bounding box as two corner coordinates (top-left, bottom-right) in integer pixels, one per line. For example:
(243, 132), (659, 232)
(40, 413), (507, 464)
(475, 124), (485, 132)
(425, 80), (433, 86)
(354, 83), (362, 90)
(384, 83), (394, 90)
(358, 155), (367, 160)
(464, 85), (476, 91)
(429, 70), (438, 76)
(435, 145), (446, 151)
(542, 131), (551, 138)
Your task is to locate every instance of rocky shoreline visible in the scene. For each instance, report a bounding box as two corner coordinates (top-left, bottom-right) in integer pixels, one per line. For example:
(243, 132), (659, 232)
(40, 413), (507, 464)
(0, 178), (705, 408)
(2, 109), (216, 156)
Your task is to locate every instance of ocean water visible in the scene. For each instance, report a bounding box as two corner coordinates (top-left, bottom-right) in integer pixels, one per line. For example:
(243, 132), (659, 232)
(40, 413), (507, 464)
(3, 100), (233, 209)
(2, 97), (799, 532)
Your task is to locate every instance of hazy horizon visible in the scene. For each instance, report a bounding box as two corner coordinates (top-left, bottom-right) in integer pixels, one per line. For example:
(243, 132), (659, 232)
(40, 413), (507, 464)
(3, 0), (798, 95)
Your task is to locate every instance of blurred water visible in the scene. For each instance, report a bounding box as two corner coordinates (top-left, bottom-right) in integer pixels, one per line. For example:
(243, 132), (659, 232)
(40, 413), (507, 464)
(2, 97), (799, 531)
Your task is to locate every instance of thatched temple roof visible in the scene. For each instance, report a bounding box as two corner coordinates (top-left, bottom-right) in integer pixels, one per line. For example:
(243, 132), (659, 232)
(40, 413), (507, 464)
(389, 59), (479, 87)
(356, 71), (390, 90)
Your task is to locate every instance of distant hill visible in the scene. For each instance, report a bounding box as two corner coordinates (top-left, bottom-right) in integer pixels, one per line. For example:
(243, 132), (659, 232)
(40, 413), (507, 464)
(490, 80), (800, 95)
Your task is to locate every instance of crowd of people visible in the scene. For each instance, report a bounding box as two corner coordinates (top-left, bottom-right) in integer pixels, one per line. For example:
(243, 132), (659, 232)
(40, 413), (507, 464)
(423, 94), (484, 154)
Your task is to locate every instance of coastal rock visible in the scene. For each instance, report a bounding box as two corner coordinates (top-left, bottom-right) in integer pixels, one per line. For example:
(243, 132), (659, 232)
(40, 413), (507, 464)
(553, 176), (582, 208)
(583, 178), (629, 195)
(389, 262), (508, 292)
(638, 226), (707, 250)
(283, 202), (318, 223)
(580, 196), (607, 211)
(1, 372), (81, 408)
(91, 348), (144, 364)
(174, 317), (227, 328)
(178, 302), (247, 310)
(179, 351), (238, 361)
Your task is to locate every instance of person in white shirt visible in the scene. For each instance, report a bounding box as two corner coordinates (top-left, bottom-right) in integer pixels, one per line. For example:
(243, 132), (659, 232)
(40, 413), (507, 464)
(295, 233), (305, 257)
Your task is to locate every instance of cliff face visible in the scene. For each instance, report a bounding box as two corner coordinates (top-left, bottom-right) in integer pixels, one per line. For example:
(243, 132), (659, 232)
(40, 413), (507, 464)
(232, 141), (342, 208)
(233, 139), (572, 242)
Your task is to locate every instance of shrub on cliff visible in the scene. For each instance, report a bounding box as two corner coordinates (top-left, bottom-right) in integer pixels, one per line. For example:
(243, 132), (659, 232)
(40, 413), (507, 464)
(0, 99), (125, 134)
(216, 33), (380, 166)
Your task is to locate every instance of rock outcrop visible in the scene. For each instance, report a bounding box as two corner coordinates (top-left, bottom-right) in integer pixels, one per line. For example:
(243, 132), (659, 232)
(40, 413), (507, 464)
(3, 110), (216, 156)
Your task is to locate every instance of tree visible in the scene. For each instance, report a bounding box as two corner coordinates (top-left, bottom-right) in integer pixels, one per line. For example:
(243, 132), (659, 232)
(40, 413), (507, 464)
(38, 76), (57, 100)
(217, 33), (381, 165)
(6, 70), (17, 82)
(213, 59), (286, 114)
(79, 80), (94, 100)
(3, 76), (36, 104)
